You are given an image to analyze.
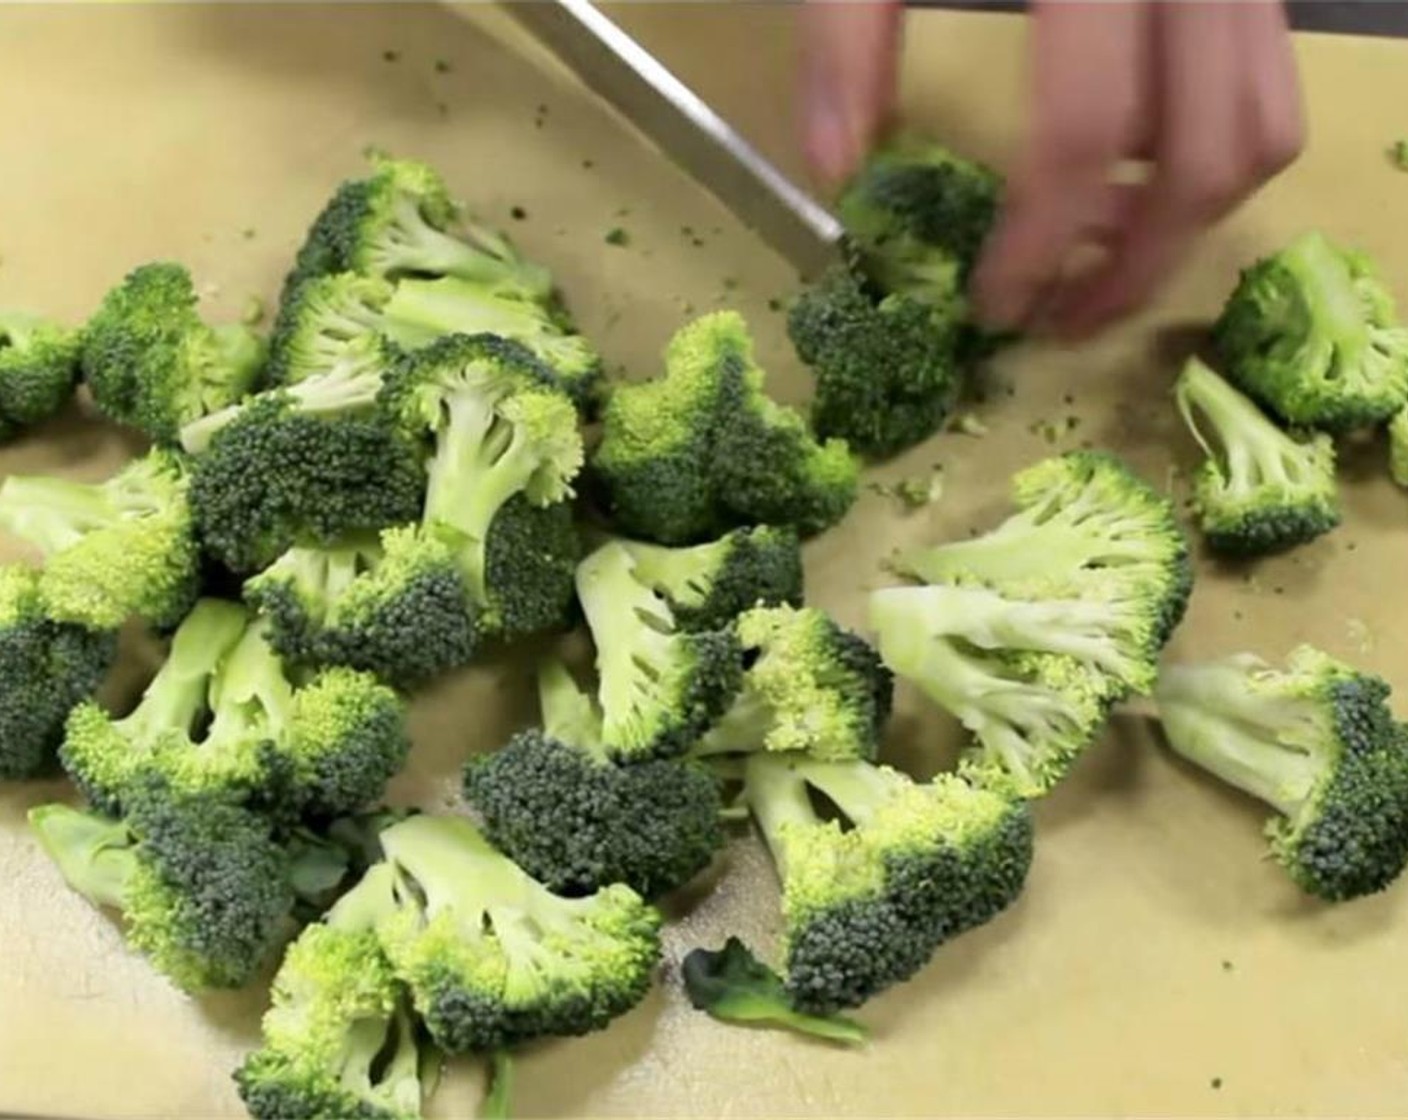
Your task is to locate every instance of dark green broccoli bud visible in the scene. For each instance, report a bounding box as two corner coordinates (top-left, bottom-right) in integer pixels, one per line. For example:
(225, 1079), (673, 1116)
(0, 448), (200, 630)
(696, 605), (892, 763)
(1213, 231), (1408, 431)
(480, 494), (581, 642)
(29, 775), (295, 993)
(234, 863), (428, 1120)
(374, 813), (663, 1052)
(746, 755), (1033, 1014)
(593, 311), (859, 544)
(1156, 646), (1408, 902)
(80, 262), (267, 445)
(0, 565), (116, 779)
(617, 525), (803, 632)
(463, 660), (724, 898)
(182, 337), (426, 574)
(895, 450), (1193, 647)
(576, 541), (742, 761)
(264, 271), (396, 387)
(1175, 355), (1339, 554)
(787, 265), (963, 458)
(682, 936), (868, 1045)
(0, 310), (82, 437)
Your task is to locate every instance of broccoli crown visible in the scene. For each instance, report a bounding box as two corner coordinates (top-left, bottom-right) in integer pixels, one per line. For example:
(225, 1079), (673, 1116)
(29, 775), (294, 993)
(373, 814), (663, 1052)
(696, 605), (893, 762)
(234, 866), (425, 1120)
(593, 311), (859, 544)
(1213, 231), (1408, 431)
(576, 541), (743, 761)
(186, 353), (426, 574)
(480, 494), (581, 642)
(0, 311), (81, 433)
(80, 262), (267, 444)
(0, 448), (200, 630)
(746, 755), (1033, 1014)
(285, 667), (410, 820)
(0, 565), (116, 779)
(617, 525), (803, 633)
(1175, 355), (1339, 554)
(897, 450), (1193, 647)
(1156, 646), (1408, 902)
(463, 660), (724, 898)
(787, 265), (963, 457)
(264, 270), (397, 387)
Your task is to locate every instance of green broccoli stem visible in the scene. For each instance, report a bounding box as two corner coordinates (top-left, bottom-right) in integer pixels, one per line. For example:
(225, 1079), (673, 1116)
(204, 621), (294, 751)
(28, 804), (134, 909)
(1283, 232), (1369, 370)
(376, 1006), (426, 1114)
(381, 197), (533, 289)
(129, 599), (247, 738)
(327, 862), (401, 932)
(794, 761), (897, 827)
(691, 688), (774, 757)
(382, 277), (553, 351)
(743, 756), (817, 875)
(211, 325), (268, 389)
(1176, 357), (1298, 491)
(481, 1050), (514, 1120)
(0, 475), (115, 553)
(620, 539), (718, 604)
(380, 814), (520, 918)
(538, 661), (605, 752)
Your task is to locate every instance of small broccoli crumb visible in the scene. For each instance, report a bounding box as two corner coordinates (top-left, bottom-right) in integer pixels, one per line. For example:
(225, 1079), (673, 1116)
(582, 158), (595, 170)
(241, 228), (257, 241)
(240, 295), (265, 327)
(871, 471), (944, 511)
(1346, 618), (1374, 654)
(1066, 415), (1081, 431)
(510, 206), (528, 221)
(1030, 419), (1061, 444)
(722, 278), (738, 292)
(382, 49), (400, 63)
(953, 413), (989, 438)
(1390, 140), (1408, 170)
(767, 298), (783, 313)
(434, 59), (453, 74)
(436, 102), (450, 118)
(1221, 959), (1234, 972)
(605, 228), (630, 247)
(1210, 1078), (1223, 1091)
(1063, 392), (1075, 406)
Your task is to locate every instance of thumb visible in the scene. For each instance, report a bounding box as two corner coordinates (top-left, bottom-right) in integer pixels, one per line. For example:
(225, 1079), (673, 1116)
(799, 1), (903, 187)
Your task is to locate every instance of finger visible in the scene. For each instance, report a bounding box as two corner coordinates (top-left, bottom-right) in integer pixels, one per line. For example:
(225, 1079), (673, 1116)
(969, 0), (1152, 331)
(798, 1), (904, 186)
(1241, 0), (1306, 180)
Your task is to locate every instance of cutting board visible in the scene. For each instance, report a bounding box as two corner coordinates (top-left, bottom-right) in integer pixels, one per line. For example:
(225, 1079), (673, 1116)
(3, 4), (1408, 1117)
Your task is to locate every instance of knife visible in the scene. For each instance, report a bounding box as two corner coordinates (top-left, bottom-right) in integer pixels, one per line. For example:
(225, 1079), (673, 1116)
(499, 0), (846, 280)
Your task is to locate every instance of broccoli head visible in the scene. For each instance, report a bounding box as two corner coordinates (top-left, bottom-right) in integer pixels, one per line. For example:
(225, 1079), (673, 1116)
(787, 264), (963, 458)
(0, 448), (200, 630)
(0, 310), (81, 437)
(1156, 646), (1408, 902)
(1175, 355), (1339, 554)
(696, 605), (893, 763)
(80, 262), (267, 445)
(745, 754), (1033, 1014)
(373, 813), (663, 1052)
(0, 565), (116, 780)
(576, 541), (742, 761)
(463, 660), (724, 899)
(1213, 231), (1408, 430)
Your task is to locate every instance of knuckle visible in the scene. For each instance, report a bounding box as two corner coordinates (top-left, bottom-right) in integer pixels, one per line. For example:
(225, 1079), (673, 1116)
(1255, 115), (1305, 178)
(1167, 153), (1244, 220)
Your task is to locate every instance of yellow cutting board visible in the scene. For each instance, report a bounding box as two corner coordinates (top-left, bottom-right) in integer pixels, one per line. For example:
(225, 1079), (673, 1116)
(3, 4), (1408, 1117)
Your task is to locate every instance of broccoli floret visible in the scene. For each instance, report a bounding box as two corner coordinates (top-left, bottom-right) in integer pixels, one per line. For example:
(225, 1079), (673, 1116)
(1155, 646), (1408, 902)
(29, 776), (295, 992)
(576, 541), (742, 761)
(479, 493), (581, 642)
(463, 660), (724, 898)
(1213, 231), (1408, 431)
(593, 311), (859, 544)
(182, 337), (425, 574)
(616, 525), (803, 632)
(696, 605), (893, 763)
(0, 449), (200, 629)
(1389, 407), (1408, 487)
(234, 864), (428, 1120)
(895, 450), (1193, 647)
(0, 310), (81, 437)
(0, 565), (116, 779)
(372, 813), (663, 1052)
(1174, 355), (1339, 554)
(787, 265), (963, 458)
(264, 271), (396, 388)
(80, 262), (267, 445)
(745, 755), (1033, 1014)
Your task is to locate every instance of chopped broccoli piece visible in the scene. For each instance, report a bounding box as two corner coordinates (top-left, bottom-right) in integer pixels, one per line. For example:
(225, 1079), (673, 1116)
(81, 262), (267, 444)
(264, 271), (396, 387)
(1213, 231), (1408, 430)
(695, 605), (893, 763)
(481, 1051), (513, 1120)
(616, 525), (804, 632)
(576, 541), (742, 761)
(29, 776), (295, 992)
(1389, 407), (1408, 487)
(682, 936), (868, 1045)
(1174, 355), (1339, 554)
(0, 565), (116, 779)
(463, 659), (724, 899)
(0, 448), (200, 629)
(373, 813), (663, 1052)
(745, 755), (1033, 1013)
(593, 311), (859, 544)
(787, 265), (962, 457)
(0, 310), (81, 437)
(1155, 646), (1408, 902)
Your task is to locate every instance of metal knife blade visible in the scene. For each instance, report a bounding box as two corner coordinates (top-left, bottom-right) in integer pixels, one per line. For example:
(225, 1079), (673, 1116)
(500, 0), (845, 279)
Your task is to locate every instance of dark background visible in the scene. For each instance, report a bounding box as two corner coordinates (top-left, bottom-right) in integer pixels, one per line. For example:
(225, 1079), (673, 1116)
(915, 1), (1408, 38)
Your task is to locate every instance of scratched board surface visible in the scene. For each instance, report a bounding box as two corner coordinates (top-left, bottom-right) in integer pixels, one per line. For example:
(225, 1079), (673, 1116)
(3, 4), (1408, 1117)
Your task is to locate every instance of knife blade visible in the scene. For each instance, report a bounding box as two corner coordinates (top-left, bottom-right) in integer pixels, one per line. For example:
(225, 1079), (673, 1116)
(500, 0), (846, 280)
